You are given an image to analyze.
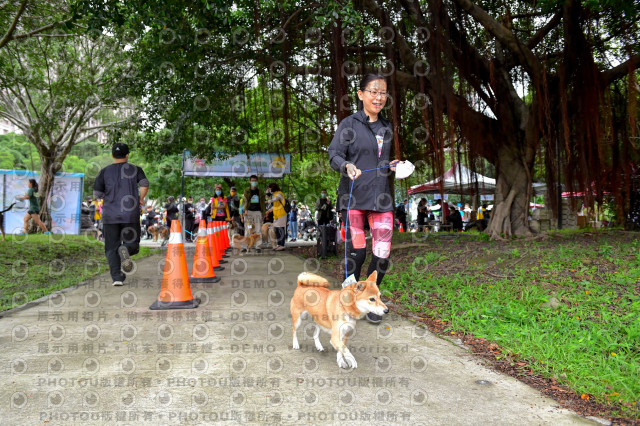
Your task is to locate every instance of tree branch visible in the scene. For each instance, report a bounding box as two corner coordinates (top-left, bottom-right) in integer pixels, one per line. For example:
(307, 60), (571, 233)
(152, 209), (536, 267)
(10, 18), (74, 42)
(450, 0), (539, 74)
(526, 11), (561, 50)
(0, 0), (28, 49)
(0, 108), (28, 130)
(600, 53), (640, 85)
(80, 120), (128, 133)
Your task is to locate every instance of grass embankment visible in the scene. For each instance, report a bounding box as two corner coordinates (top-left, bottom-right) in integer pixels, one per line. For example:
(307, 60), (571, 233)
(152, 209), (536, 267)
(0, 234), (154, 312)
(303, 229), (640, 420)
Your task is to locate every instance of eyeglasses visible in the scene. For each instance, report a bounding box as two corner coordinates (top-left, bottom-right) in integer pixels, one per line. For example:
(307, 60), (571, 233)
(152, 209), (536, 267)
(363, 89), (388, 98)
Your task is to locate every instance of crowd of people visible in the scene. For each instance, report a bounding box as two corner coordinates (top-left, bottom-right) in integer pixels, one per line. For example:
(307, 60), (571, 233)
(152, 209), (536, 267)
(84, 177), (491, 242)
(410, 198), (491, 232)
(119, 176), (340, 249)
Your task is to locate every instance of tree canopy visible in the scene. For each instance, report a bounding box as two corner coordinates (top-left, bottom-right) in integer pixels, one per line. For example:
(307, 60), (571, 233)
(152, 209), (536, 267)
(2, 0), (637, 234)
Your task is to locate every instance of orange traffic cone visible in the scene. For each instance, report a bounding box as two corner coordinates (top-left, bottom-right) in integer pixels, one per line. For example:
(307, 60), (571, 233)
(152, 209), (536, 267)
(217, 221), (229, 257)
(399, 223), (404, 233)
(190, 220), (220, 283)
(213, 221), (228, 263)
(150, 220), (200, 310)
(222, 221), (230, 251)
(207, 220), (224, 271)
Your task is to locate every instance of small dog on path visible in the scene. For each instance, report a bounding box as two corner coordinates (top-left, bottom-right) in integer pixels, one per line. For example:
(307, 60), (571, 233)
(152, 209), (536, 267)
(231, 233), (261, 255)
(290, 271), (389, 369)
(147, 224), (169, 243)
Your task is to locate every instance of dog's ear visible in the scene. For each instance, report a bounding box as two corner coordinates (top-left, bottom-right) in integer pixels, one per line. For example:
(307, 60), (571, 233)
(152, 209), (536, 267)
(366, 270), (378, 284)
(354, 281), (366, 293)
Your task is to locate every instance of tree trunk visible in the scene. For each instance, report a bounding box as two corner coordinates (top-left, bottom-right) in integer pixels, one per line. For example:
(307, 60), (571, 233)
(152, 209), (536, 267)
(332, 18), (349, 122)
(37, 156), (62, 231)
(486, 143), (533, 239)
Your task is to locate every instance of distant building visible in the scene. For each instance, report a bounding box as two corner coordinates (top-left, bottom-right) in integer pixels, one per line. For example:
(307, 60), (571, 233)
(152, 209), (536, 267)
(0, 117), (108, 143)
(0, 118), (21, 135)
(85, 117), (108, 144)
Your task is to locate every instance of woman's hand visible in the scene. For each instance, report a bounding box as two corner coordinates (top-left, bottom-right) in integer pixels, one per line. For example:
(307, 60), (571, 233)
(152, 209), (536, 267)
(390, 159), (401, 172)
(345, 163), (361, 180)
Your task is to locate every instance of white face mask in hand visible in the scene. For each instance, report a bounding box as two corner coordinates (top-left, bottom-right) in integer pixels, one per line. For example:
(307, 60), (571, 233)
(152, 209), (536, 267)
(395, 160), (415, 179)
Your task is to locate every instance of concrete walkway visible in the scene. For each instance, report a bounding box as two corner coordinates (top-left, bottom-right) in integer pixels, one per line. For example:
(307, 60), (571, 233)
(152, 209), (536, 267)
(0, 248), (601, 425)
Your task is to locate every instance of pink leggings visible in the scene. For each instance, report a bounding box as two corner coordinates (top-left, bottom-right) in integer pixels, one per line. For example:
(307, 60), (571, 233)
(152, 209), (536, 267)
(347, 210), (393, 258)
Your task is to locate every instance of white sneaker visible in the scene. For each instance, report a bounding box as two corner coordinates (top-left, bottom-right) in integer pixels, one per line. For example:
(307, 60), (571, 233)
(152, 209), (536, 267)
(112, 280), (124, 286)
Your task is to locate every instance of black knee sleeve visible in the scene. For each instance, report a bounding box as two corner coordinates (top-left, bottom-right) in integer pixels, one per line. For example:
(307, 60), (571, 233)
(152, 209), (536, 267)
(346, 247), (367, 281)
(366, 254), (390, 286)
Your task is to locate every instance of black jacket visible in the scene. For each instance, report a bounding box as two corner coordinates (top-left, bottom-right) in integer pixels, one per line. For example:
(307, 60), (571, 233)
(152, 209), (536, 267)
(165, 202), (179, 224)
(328, 110), (394, 212)
(447, 211), (463, 230)
(184, 203), (195, 220)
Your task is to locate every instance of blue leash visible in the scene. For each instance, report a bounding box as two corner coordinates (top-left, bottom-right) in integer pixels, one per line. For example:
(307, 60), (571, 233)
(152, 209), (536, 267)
(343, 165), (392, 280)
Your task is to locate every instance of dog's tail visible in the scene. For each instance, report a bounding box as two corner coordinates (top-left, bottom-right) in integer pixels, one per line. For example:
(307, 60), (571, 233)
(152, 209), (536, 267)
(297, 272), (330, 288)
(0, 203), (16, 214)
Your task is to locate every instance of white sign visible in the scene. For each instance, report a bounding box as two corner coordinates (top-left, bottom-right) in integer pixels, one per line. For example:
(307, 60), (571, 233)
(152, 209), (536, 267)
(184, 152), (291, 177)
(1, 170), (84, 234)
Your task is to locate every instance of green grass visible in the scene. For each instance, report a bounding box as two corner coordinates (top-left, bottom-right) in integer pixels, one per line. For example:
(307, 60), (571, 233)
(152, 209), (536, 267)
(0, 235), (154, 312)
(382, 230), (640, 418)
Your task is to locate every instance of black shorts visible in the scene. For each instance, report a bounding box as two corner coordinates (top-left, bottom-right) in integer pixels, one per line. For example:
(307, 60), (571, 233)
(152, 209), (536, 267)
(28, 209), (40, 215)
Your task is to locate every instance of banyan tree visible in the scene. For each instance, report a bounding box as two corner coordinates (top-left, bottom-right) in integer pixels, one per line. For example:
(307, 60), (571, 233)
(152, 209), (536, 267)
(87, 0), (640, 237)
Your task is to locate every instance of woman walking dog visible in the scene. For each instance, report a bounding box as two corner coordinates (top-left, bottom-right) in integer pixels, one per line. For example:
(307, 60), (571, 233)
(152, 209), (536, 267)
(328, 73), (405, 324)
(18, 179), (50, 235)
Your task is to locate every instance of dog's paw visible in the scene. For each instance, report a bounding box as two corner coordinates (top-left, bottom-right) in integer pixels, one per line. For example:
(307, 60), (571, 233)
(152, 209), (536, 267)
(344, 353), (358, 369)
(315, 341), (324, 352)
(292, 339), (300, 350)
(337, 353), (349, 369)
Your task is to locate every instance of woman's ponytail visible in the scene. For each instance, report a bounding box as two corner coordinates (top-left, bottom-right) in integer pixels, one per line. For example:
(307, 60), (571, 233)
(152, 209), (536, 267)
(29, 178), (38, 193)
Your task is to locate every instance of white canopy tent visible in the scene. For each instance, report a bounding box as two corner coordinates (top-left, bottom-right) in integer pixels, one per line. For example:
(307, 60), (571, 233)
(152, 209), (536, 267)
(408, 163), (496, 195)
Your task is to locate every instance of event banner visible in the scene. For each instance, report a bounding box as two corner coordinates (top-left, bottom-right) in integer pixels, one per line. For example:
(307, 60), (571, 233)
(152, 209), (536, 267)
(1, 170), (84, 235)
(183, 152), (291, 177)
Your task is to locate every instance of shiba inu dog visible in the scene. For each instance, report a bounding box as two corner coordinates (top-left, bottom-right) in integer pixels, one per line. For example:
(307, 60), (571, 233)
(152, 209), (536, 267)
(290, 270), (388, 369)
(231, 233), (261, 255)
(148, 224), (169, 243)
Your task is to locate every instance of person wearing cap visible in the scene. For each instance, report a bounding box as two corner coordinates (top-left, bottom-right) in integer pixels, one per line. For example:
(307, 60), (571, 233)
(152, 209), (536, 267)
(93, 143), (149, 287)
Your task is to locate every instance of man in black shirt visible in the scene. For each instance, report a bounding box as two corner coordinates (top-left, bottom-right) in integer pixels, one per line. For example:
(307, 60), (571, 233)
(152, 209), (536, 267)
(93, 143), (149, 286)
